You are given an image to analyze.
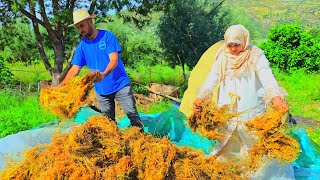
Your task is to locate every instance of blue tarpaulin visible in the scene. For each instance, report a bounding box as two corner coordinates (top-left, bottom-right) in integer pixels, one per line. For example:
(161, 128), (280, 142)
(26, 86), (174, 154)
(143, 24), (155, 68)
(0, 107), (319, 179)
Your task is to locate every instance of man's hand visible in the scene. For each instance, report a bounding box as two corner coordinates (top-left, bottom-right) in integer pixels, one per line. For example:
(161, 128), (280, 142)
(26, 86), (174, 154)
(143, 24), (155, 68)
(92, 71), (106, 82)
(193, 98), (203, 113)
(94, 52), (119, 82)
(272, 96), (289, 113)
(39, 81), (50, 89)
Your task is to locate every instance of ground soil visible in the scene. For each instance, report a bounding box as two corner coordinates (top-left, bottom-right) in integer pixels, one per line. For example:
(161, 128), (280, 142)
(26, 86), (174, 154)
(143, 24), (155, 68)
(291, 115), (319, 129)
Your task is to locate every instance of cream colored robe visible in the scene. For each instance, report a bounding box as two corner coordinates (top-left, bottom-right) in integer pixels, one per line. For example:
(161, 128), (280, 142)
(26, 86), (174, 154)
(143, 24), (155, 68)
(198, 47), (288, 154)
(197, 47), (296, 179)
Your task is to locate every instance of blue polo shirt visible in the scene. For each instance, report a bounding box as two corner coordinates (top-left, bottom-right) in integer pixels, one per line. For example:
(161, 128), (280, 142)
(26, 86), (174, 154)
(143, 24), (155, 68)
(72, 30), (130, 95)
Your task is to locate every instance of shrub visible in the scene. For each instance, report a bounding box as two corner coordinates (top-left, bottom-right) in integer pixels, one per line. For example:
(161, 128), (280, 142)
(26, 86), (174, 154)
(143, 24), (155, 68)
(260, 24), (320, 73)
(0, 58), (13, 87)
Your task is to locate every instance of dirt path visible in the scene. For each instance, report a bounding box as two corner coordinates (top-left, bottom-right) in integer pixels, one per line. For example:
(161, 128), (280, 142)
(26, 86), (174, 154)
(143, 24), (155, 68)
(291, 115), (319, 129)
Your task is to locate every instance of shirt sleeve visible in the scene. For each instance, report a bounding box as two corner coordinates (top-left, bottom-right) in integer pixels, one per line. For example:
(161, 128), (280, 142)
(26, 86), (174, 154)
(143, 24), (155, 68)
(256, 53), (288, 104)
(197, 59), (220, 99)
(71, 42), (86, 67)
(106, 32), (122, 55)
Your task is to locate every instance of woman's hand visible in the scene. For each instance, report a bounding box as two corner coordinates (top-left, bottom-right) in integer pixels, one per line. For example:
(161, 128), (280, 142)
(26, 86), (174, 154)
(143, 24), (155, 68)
(272, 96), (289, 113)
(193, 98), (203, 113)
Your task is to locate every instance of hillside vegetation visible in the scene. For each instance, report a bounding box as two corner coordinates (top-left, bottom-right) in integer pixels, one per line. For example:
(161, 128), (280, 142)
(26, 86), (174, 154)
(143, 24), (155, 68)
(223, 0), (320, 40)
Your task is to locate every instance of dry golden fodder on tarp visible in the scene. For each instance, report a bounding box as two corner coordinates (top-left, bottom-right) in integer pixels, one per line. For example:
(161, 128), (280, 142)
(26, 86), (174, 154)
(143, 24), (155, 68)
(0, 116), (119, 179)
(40, 72), (100, 119)
(0, 116), (245, 179)
(130, 137), (176, 179)
(245, 107), (300, 170)
(188, 99), (238, 141)
(173, 148), (243, 180)
(103, 156), (135, 180)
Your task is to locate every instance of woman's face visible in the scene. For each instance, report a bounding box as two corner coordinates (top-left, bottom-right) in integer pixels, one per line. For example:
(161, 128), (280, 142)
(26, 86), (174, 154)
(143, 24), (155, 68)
(227, 43), (244, 55)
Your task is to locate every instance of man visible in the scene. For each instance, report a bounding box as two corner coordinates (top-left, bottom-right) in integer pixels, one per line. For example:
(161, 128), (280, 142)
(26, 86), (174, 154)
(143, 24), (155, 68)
(59, 8), (144, 130)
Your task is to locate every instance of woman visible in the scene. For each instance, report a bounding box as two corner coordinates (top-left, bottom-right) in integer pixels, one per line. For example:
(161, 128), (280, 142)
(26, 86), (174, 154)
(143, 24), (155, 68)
(193, 24), (294, 178)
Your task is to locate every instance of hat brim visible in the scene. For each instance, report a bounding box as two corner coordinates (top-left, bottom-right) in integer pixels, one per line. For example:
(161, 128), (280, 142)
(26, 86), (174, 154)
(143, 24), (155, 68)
(68, 14), (97, 27)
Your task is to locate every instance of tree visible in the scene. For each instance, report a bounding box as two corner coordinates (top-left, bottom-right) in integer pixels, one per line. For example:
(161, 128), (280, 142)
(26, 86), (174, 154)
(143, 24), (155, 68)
(0, 0), (166, 85)
(0, 17), (39, 64)
(157, 0), (230, 69)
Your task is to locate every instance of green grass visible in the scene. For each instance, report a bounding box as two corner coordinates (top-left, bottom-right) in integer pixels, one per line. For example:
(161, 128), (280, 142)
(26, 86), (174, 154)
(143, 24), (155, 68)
(127, 64), (189, 87)
(309, 127), (320, 145)
(143, 100), (174, 114)
(0, 90), (58, 138)
(7, 61), (90, 84)
(274, 69), (320, 121)
(8, 62), (52, 83)
(0, 87), (174, 138)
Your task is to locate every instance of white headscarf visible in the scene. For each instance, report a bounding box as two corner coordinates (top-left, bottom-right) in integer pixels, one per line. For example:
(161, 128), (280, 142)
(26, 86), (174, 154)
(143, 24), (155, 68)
(224, 24), (251, 69)
(215, 24), (261, 81)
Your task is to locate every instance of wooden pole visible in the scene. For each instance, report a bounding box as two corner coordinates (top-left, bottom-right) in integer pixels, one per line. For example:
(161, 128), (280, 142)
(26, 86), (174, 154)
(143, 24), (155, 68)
(132, 82), (181, 103)
(178, 69), (180, 85)
(149, 66), (151, 85)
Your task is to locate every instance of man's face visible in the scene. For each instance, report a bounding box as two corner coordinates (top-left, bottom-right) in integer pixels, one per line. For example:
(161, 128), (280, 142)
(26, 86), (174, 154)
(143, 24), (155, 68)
(75, 19), (93, 38)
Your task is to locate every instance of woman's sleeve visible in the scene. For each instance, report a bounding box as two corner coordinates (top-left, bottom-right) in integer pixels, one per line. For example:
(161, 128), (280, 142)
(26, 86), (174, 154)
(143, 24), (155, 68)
(256, 53), (288, 104)
(197, 60), (220, 99)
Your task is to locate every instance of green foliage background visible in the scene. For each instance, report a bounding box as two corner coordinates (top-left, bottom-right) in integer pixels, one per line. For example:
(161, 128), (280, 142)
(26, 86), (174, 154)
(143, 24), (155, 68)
(0, 18), (39, 64)
(0, 58), (13, 87)
(157, 0), (230, 68)
(97, 15), (163, 67)
(222, 0), (320, 39)
(0, 0), (319, 144)
(261, 24), (320, 73)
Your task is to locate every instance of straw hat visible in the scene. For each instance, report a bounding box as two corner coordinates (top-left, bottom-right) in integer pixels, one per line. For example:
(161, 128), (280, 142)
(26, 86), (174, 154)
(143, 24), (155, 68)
(68, 8), (97, 27)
